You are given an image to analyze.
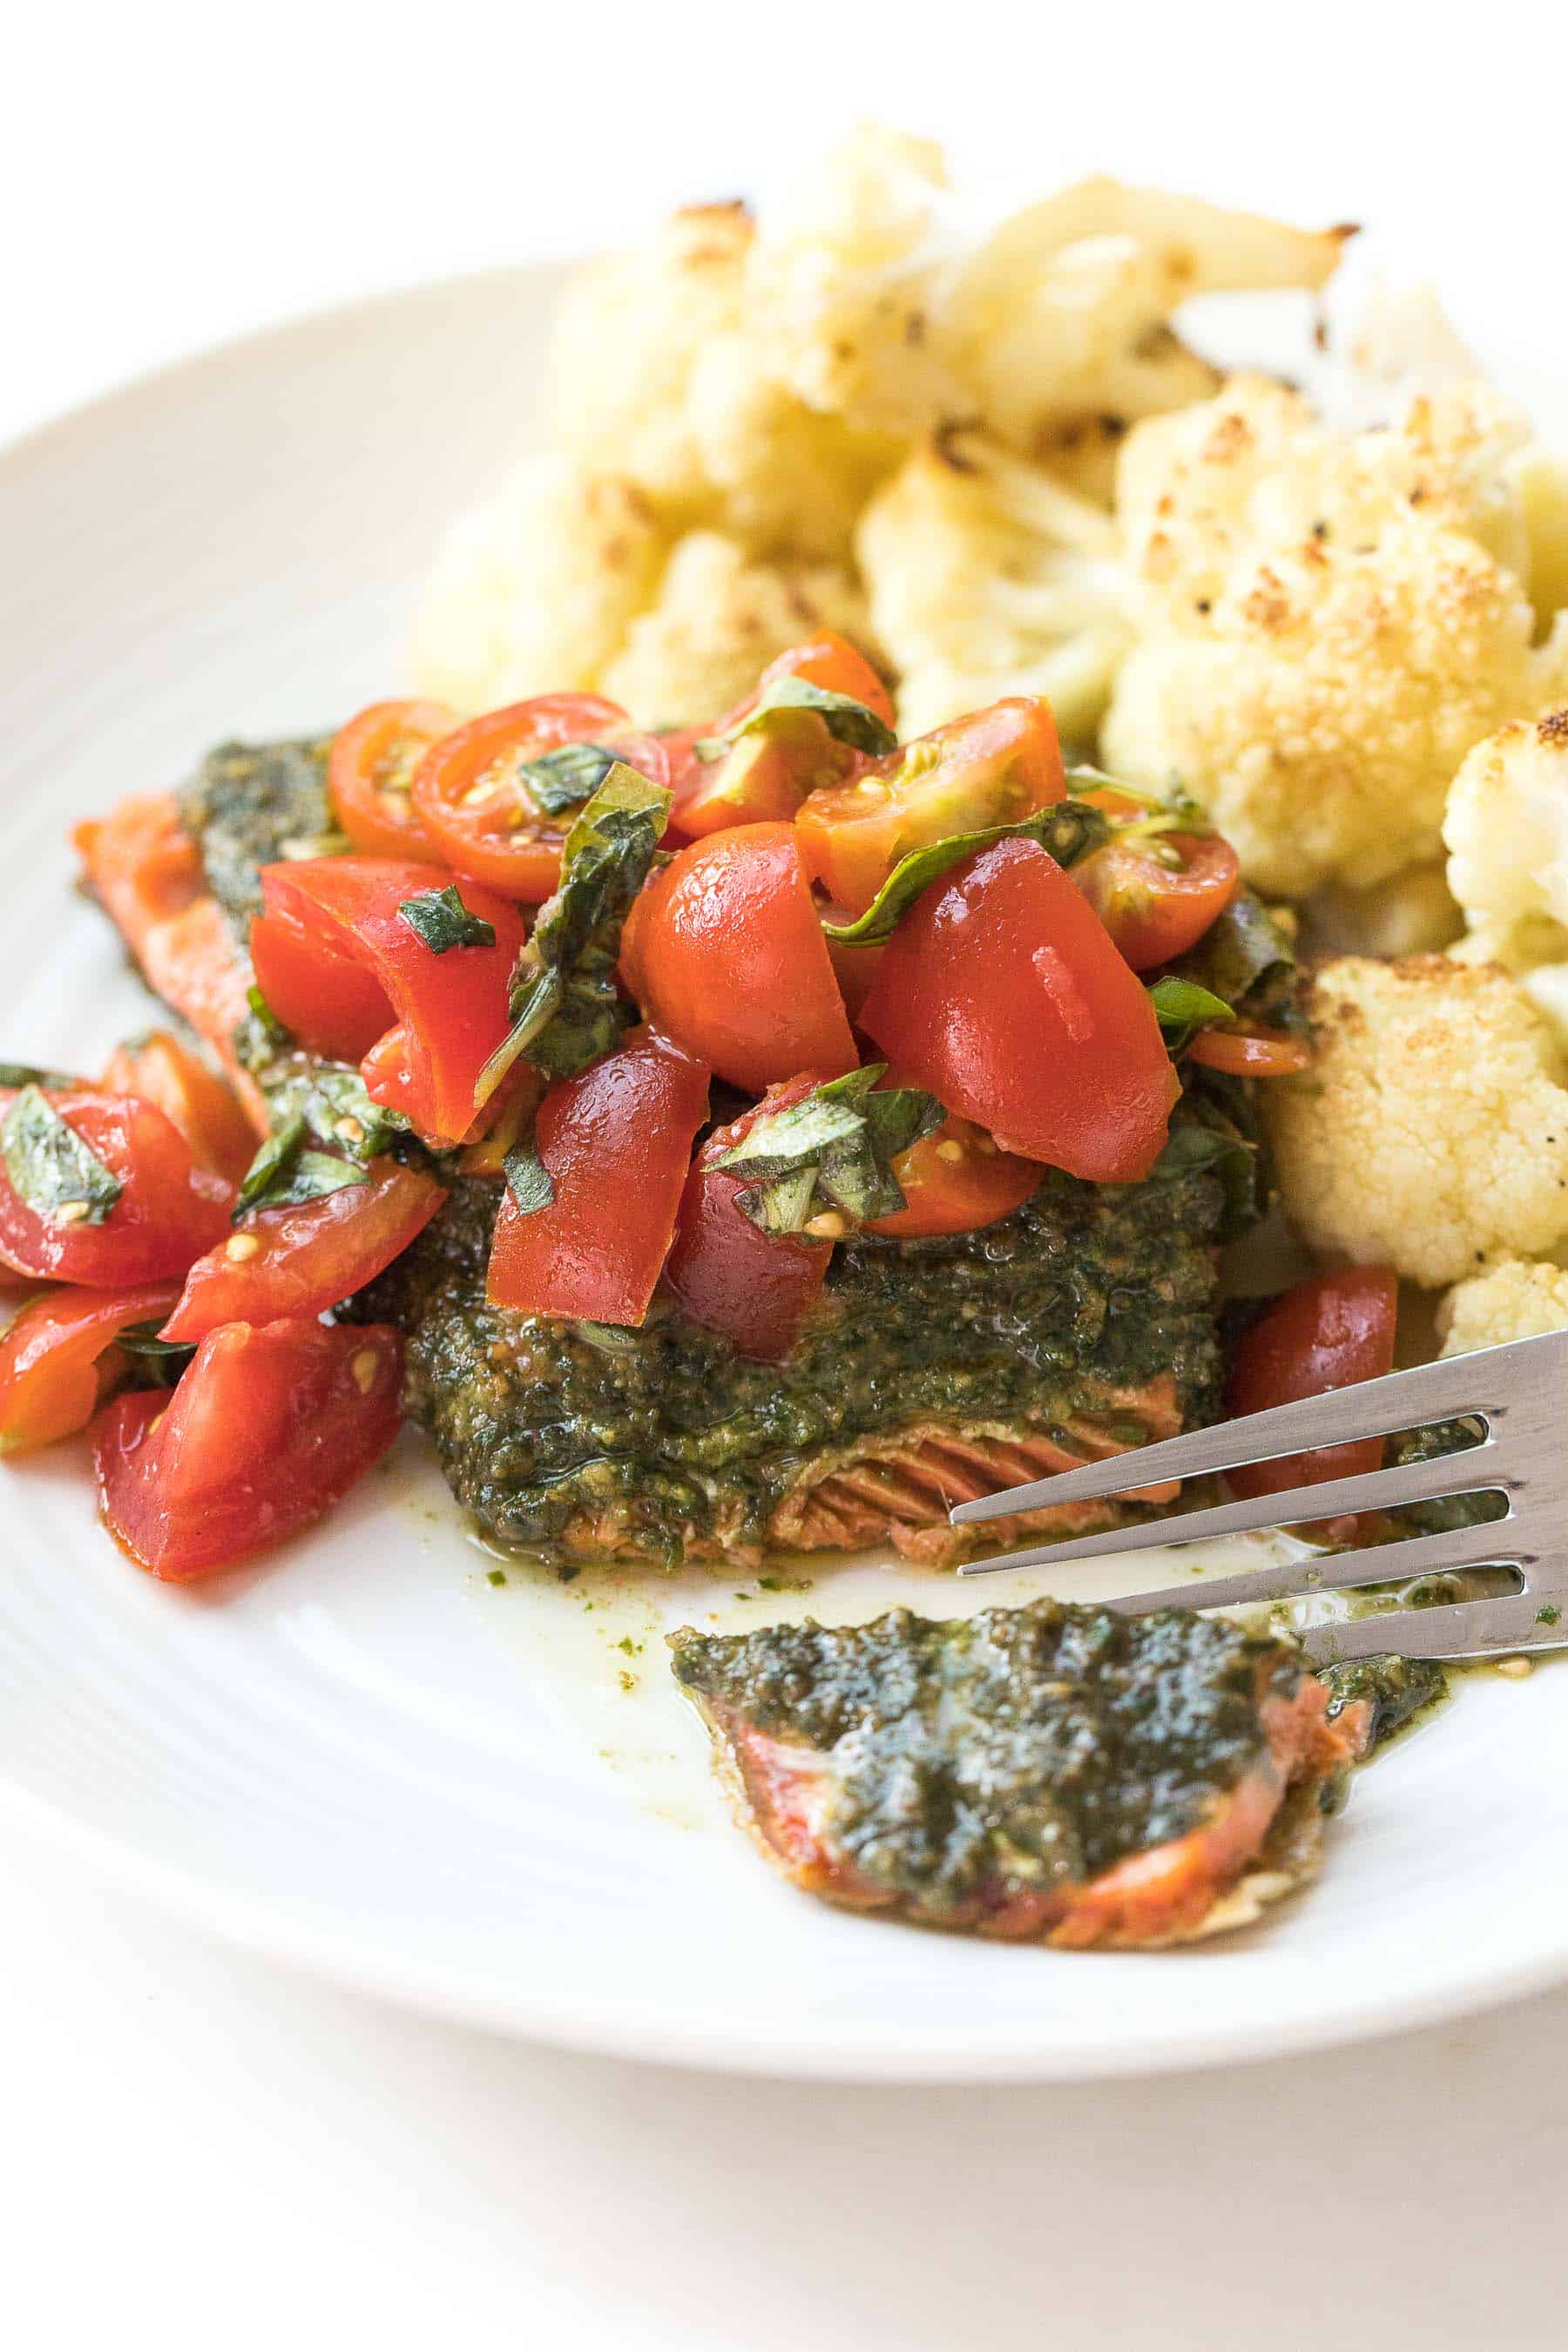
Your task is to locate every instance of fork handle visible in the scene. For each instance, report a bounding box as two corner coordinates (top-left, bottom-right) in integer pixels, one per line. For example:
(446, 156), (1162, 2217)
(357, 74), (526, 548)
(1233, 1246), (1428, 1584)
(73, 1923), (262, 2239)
(1302, 1588), (1568, 1665)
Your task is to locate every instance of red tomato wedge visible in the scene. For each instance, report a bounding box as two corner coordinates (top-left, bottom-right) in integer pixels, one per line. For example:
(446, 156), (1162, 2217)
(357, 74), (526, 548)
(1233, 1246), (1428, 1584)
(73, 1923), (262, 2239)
(486, 1029), (710, 1324)
(410, 694), (671, 902)
(795, 697), (1065, 917)
(621, 824), (856, 1093)
(249, 860), (525, 1147)
(673, 632), (895, 840)
(662, 1078), (835, 1362)
(0, 1281), (182, 1452)
(161, 1159), (446, 1344)
(1187, 1024), (1312, 1078)
(859, 837), (1176, 1185)
(0, 1090), (233, 1285)
(91, 1317), (404, 1580)
(866, 1071), (1043, 1239)
(102, 1031), (260, 1187)
(329, 698), (459, 860)
(1073, 830), (1240, 971)
(1224, 1268), (1399, 1503)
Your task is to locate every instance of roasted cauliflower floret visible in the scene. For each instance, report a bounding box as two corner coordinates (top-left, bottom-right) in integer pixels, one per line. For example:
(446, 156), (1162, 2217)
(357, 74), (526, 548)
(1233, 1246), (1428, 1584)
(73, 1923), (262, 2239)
(411, 458), (667, 713)
(741, 125), (960, 439)
(1437, 1258), (1568, 1357)
(1264, 955), (1568, 1287)
(598, 531), (875, 729)
(1444, 709), (1568, 971)
(855, 430), (1133, 743)
(681, 333), (898, 558)
(1102, 377), (1568, 896)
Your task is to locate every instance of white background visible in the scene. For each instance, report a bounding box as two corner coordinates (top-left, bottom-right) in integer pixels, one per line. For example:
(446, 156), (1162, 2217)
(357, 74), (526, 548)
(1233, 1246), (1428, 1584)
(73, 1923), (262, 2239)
(7, 5), (1568, 2345)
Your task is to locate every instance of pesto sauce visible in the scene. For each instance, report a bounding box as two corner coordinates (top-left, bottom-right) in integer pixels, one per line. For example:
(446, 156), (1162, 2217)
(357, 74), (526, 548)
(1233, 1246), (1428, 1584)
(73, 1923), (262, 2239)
(178, 736), (335, 934)
(671, 1599), (1305, 1909)
(348, 1160), (1226, 1565)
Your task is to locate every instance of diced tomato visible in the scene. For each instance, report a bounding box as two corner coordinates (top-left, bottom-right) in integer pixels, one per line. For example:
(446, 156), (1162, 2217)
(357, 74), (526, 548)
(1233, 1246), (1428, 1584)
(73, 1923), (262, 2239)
(795, 697), (1065, 917)
(1187, 1024), (1312, 1078)
(662, 1077), (833, 1362)
(249, 860), (525, 1146)
(486, 1029), (709, 1324)
(1074, 830), (1240, 971)
(859, 836), (1176, 1184)
(621, 824), (856, 1093)
(0, 1281), (182, 1452)
(672, 633), (895, 840)
(0, 1091), (233, 1285)
(329, 698), (459, 860)
(821, 914), (885, 1023)
(91, 1317), (403, 1580)
(410, 694), (671, 902)
(102, 1031), (260, 1186)
(1224, 1268), (1399, 1504)
(161, 1159), (445, 1344)
(749, 633), (895, 730)
(865, 1071), (1042, 1238)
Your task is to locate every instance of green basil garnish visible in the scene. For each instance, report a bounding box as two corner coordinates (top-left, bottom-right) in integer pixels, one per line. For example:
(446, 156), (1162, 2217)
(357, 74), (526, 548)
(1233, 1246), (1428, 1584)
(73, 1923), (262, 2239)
(501, 1137), (555, 1216)
(696, 676), (896, 763)
(476, 763), (672, 1105)
(1166, 889), (1298, 1026)
(1, 1085), (121, 1227)
(112, 1323), (197, 1389)
(822, 801), (1111, 948)
(398, 882), (497, 955)
(516, 741), (623, 816)
(1147, 976), (1234, 1040)
(233, 1112), (367, 1218)
(245, 983), (293, 1048)
(0, 1059), (84, 1092)
(716, 1065), (943, 1235)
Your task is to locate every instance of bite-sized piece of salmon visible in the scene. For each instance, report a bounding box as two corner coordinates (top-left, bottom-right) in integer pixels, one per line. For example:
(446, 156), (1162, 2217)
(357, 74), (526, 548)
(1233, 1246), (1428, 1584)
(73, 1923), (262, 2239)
(671, 1600), (1364, 1948)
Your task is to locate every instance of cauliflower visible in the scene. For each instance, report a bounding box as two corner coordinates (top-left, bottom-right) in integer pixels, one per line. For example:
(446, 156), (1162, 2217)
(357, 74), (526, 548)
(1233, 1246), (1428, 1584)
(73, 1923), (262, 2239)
(1437, 1258), (1568, 1357)
(1301, 863), (1464, 959)
(1102, 377), (1568, 896)
(855, 429), (1133, 743)
(1444, 709), (1568, 975)
(411, 458), (667, 713)
(943, 183), (1347, 490)
(1264, 955), (1568, 1287)
(741, 125), (961, 439)
(598, 531), (875, 729)
(680, 334), (898, 559)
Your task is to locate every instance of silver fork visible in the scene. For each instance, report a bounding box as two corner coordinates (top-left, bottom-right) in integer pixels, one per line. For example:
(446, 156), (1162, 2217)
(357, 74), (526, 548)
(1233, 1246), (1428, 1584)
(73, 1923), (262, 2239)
(950, 1329), (1568, 1665)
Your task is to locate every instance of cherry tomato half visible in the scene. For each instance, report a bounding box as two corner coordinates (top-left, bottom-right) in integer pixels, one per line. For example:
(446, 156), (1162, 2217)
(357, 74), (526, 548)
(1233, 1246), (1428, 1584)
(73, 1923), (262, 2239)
(1224, 1268), (1399, 1503)
(411, 694), (671, 902)
(250, 860), (525, 1146)
(859, 837), (1176, 1185)
(161, 1159), (446, 1345)
(91, 1316), (404, 1580)
(0, 1281), (182, 1452)
(328, 699), (459, 860)
(0, 1091), (233, 1286)
(796, 697), (1065, 917)
(102, 1031), (260, 1187)
(487, 1029), (710, 1324)
(621, 824), (857, 1093)
(672, 632), (895, 840)
(1186, 1024), (1313, 1078)
(866, 1071), (1043, 1239)
(1074, 830), (1240, 971)
(662, 1077), (834, 1362)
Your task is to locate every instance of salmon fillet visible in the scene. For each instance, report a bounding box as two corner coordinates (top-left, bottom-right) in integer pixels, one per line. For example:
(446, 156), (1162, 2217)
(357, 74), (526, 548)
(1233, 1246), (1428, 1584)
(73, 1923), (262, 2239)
(671, 1600), (1366, 1947)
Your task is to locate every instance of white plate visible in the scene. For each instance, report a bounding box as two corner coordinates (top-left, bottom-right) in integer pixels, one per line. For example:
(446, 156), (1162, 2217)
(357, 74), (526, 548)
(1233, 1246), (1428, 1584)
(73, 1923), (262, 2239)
(2, 265), (1565, 2083)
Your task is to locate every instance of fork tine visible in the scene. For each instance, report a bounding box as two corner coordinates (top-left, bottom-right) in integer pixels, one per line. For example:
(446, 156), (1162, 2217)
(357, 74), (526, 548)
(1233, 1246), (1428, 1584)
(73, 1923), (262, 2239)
(955, 1447), (1510, 1578)
(948, 1338), (1543, 1529)
(1301, 1586), (1568, 1665)
(1092, 1523), (1526, 1615)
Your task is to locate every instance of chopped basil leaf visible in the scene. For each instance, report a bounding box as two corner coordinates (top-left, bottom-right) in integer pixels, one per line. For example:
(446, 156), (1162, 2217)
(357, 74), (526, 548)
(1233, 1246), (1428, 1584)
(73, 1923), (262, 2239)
(1, 1085), (121, 1227)
(1064, 764), (1209, 828)
(1167, 889), (1298, 1027)
(502, 1137), (555, 1216)
(0, 1059), (84, 1092)
(696, 675), (896, 762)
(822, 801), (1111, 948)
(294, 1065), (409, 1163)
(233, 1112), (367, 1218)
(516, 741), (622, 816)
(245, 983), (293, 1048)
(1147, 976), (1234, 1041)
(476, 763), (672, 1104)
(112, 1323), (197, 1390)
(398, 882), (497, 955)
(717, 1065), (943, 1236)
(1150, 1087), (1265, 1240)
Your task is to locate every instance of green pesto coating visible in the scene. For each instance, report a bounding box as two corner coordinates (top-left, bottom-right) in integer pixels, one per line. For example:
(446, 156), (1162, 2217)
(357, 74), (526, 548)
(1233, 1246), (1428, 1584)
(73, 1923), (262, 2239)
(670, 1598), (1307, 1908)
(179, 736), (335, 934)
(1318, 1651), (1447, 1746)
(347, 1161), (1225, 1563)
